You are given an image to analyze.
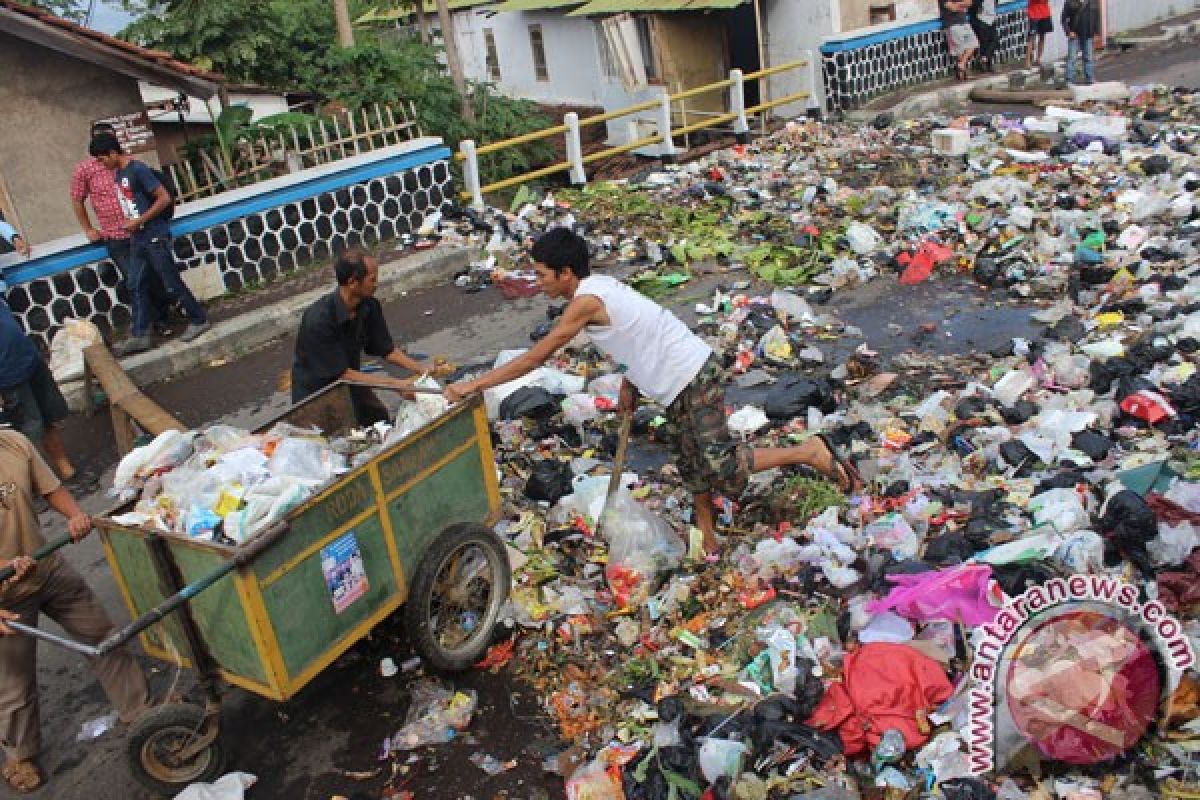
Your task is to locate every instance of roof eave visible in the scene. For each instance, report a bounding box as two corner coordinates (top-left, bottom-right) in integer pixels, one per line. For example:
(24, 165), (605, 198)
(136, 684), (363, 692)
(0, 8), (222, 98)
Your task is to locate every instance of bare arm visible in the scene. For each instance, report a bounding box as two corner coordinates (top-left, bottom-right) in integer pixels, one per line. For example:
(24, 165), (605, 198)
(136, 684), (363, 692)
(125, 185), (172, 232)
(45, 485), (92, 542)
(72, 199), (101, 242)
(384, 348), (428, 374)
(446, 295), (601, 402)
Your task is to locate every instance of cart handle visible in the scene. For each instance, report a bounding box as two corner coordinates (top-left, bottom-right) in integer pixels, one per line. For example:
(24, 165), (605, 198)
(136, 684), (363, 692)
(4, 521), (289, 657)
(342, 379), (448, 396)
(0, 533), (73, 583)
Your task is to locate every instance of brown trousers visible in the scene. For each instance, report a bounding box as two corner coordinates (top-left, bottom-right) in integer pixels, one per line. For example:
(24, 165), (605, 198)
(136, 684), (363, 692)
(0, 559), (149, 762)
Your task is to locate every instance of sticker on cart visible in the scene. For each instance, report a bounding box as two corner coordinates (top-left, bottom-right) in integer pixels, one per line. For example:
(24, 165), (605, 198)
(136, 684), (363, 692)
(321, 531), (369, 614)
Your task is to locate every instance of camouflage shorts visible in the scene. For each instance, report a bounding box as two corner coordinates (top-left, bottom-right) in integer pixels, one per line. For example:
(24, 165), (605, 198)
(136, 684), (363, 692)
(661, 355), (753, 496)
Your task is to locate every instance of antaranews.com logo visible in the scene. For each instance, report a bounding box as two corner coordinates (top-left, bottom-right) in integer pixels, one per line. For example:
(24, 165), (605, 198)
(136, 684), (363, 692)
(968, 574), (1195, 774)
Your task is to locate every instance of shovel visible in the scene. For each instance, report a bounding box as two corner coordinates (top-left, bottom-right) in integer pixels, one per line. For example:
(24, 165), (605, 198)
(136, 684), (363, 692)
(594, 411), (634, 540)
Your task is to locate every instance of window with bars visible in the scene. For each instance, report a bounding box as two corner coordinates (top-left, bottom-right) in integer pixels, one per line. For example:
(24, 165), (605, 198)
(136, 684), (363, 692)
(484, 28), (501, 81)
(528, 24), (549, 81)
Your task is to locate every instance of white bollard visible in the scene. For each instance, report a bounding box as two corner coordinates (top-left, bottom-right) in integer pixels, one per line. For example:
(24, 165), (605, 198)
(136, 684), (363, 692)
(564, 112), (586, 186)
(459, 139), (484, 210)
(730, 69), (750, 140)
(656, 92), (678, 160)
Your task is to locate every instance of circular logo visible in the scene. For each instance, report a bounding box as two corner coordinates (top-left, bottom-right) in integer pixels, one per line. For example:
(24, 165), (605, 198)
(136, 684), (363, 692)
(1004, 610), (1161, 765)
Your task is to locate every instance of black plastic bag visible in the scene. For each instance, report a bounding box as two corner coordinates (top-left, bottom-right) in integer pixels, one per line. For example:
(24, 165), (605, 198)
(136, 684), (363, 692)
(499, 386), (559, 420)
(1170, 373), (1200, 416)
(1100, 490), (1158, 577)
(1000, 400), (1038, 425)
(1072, 429), (1114, 460)
(941, 777), (996, 800)
(765, 374), (836, 418)
(998, 440), (1039, 474)
(925, 534), (977, 565)
(524, 459), (573, 503)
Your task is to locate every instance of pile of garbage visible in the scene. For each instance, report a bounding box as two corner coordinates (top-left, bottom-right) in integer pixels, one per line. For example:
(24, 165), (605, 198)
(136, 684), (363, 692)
(412, 86), (1200, 799)
(108, 384), (449, 544)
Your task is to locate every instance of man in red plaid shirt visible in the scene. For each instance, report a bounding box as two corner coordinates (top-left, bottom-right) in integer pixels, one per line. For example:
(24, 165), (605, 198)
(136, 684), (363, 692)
(70, 123), (174, 339)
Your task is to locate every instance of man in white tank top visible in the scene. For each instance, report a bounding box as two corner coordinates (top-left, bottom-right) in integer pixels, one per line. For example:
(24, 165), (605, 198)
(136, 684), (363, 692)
(447, 229), (862, 555)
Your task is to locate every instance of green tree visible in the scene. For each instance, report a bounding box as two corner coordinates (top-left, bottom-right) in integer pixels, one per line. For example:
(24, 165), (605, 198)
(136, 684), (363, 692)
(16, 0), (88, 23)
(119, 0), (553, 184)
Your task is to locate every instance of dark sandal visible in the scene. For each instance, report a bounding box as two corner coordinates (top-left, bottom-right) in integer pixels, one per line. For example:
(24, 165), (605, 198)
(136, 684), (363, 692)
(3, 760), (44, 793)
(814, 434), (863, 493)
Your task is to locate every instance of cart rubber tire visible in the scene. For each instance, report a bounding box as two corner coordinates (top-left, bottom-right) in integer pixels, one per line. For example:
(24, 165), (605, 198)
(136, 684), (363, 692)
(404, 522), (511, 672)
(127, 703), (226, 796)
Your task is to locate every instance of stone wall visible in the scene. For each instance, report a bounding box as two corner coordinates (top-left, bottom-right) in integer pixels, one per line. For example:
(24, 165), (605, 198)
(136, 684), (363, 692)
(821, 1), (1028, 112)
(0, 139), (454, 348)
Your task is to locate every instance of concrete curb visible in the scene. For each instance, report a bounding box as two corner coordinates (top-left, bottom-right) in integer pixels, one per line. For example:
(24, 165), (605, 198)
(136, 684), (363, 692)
(61, 245), (473, 413)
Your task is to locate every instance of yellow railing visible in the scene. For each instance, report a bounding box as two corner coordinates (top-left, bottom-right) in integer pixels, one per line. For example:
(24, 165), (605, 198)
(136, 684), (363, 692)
(456, 55), (818, 206)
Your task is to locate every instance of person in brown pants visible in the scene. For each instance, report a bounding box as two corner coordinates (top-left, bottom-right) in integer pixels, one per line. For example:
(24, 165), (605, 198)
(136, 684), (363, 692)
(0, 429), (149, 793)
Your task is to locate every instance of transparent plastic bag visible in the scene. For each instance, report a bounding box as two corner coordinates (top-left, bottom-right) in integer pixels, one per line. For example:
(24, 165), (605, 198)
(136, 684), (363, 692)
(603, 492), (684, 608)
(845, 221), (883, 255)
(565, 759), (624, 800)
(266, 437), (332, 484)
(392, 680), (478, 749)
(562, 393), (599, 428)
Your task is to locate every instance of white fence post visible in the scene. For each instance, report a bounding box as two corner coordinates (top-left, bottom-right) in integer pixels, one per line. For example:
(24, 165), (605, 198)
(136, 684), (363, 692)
(459, 139), (484, 210)
(656, 92), (677, 161)
(730, 68), (750, 142)
(564, 112), (587, 186)
(806, 50), (822, 117)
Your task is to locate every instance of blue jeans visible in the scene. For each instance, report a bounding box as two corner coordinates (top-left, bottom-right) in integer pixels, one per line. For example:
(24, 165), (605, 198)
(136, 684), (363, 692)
(1066, 35), (1094, 84)
(128, 236), (206, 336)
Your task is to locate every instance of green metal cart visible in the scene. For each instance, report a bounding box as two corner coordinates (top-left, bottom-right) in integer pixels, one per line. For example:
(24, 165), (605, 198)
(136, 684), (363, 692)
(5, 382), (510, 795)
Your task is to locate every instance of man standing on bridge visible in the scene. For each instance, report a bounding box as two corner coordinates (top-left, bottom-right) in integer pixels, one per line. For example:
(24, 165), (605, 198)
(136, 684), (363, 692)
(291, 248), (429, 424)
(445, 228), (862, 555)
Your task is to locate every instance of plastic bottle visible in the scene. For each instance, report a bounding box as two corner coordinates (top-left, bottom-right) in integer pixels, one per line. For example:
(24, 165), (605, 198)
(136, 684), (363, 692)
(871, 728), (906, 773)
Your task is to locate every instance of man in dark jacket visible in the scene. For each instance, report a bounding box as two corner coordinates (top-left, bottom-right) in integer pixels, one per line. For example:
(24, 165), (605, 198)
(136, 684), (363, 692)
(1062, 0), (1101, 85)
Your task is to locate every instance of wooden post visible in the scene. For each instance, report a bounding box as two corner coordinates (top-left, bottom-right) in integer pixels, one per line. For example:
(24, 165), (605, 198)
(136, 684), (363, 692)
(435, 0), (476, 122)
(333, 0), (355, 47)
(84, 343), (186, 456)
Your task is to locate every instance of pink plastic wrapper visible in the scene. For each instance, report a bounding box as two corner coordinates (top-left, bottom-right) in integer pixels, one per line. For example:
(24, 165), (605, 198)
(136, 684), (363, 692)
(867, 563), (1003, 626)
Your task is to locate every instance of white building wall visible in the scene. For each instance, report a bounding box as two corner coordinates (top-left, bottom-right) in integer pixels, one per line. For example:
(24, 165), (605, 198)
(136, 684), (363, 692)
(454, 9), (677, 148)
(457, 9), (616, 106)
(764, 0), (837, 111)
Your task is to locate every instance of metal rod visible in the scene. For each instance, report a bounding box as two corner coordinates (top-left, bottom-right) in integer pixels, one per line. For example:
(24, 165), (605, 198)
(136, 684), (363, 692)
(0, 533), (71, 582)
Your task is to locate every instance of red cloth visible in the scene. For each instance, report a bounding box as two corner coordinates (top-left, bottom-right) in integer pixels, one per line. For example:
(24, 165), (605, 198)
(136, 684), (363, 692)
(70, 157), (129, 241)
(1027, 0), (1051, 20)
(1147, 493), (1200, 525)
(805, 643), (954, 758)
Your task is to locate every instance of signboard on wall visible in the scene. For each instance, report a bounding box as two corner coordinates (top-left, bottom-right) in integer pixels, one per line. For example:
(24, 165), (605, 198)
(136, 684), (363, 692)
(91, 111), (156, 154)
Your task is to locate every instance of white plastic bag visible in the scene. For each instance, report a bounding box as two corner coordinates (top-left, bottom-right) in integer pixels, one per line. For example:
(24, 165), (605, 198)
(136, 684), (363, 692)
(562, 393), (599, 428)
(759, 325), (792, 361)
(1149, 522), (1199, 568)
(992, 370), (1035, 406)
(603, 492), (684, 607)
(1056, 531), (1105, 572)
(1029, 488), (1089, 534)
(266, 438), (332, 484)
(390, 376), (449, 441)
(770, 289), (815, 323)
(48, 318), (103, 383)
(114, 430), (195, 492)
(728, 406), (769, 437)
(174, 773), (257, 800)
(845, 221), (883, 255)
(698, 738), (748, 785)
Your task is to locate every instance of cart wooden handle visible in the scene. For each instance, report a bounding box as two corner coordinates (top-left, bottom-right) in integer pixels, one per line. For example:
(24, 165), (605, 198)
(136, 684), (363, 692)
(595, 412), (634, 540)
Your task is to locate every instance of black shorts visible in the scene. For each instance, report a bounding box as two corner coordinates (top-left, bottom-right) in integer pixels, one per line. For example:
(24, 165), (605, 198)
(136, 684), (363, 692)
(6, 358), (69, 440)
(1029, 17), (1053, 35)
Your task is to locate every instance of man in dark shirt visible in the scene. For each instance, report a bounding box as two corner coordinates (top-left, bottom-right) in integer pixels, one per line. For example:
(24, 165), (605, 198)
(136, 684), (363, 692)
(291, 249), (427, 423)
(93, 135), (210, 356)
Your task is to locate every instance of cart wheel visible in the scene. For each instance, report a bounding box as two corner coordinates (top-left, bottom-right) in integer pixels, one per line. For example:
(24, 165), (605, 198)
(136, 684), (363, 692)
(127, 703), (226, 796)
(405, 522), (511, 671)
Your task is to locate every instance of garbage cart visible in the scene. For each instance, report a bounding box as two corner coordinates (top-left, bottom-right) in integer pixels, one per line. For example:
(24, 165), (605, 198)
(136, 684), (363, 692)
(4, 382), (509, 795)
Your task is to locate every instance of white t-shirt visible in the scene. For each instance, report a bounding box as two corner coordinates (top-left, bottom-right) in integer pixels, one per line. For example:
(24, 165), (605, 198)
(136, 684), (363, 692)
(574, 275), (711, 406)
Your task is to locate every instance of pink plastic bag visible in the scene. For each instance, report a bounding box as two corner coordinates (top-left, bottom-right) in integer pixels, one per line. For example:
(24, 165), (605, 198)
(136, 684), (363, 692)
(867, 564), (1004, 626)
